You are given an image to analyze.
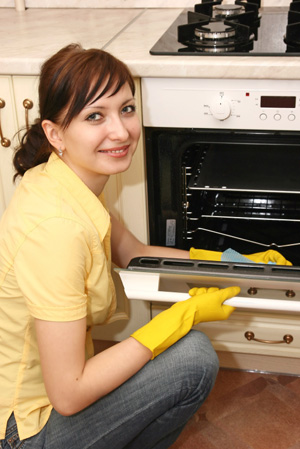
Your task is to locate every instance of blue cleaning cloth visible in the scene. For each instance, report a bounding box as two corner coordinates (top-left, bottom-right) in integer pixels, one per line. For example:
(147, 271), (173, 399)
(221, 248), (275, 264)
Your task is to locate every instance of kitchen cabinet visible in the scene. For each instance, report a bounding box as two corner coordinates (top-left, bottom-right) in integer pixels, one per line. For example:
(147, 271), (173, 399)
(0, 76), (18, 216)
(13, 76), (39, 130)
(0, 75), (39, 215)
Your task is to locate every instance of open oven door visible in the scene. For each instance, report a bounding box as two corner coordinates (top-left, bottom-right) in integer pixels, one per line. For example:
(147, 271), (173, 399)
(115, 257), (300, 313)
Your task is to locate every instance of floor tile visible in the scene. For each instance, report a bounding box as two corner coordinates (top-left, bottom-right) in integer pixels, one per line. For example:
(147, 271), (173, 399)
(170, 369), (300, 449)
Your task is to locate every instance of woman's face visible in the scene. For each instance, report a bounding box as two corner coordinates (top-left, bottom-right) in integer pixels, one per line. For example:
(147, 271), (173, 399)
(57, 82), (141, 195)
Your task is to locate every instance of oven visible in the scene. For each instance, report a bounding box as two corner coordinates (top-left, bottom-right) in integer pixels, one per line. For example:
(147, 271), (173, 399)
(142, 77), (300, 263)
(117, 77), (300, 315)
(114, 2), (300, 370)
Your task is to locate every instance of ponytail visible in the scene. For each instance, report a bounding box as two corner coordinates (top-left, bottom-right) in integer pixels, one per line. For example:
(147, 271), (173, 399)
(13, 120), (51, 180)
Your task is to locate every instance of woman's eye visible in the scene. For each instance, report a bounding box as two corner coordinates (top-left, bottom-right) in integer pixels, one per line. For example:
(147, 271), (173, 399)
(122, 105), (136, 115)
(87, 112), (102, 121)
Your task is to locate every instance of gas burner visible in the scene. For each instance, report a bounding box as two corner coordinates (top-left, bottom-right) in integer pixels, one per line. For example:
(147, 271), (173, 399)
(178, 13), (254, 53)
(194, 1), (261, 38)
(213, 4), (245, 20)
(195, 21), (236, 40)
(194, 1), (261, 19)
(194, 22), (239, 52)
(177, 0), (260, 53)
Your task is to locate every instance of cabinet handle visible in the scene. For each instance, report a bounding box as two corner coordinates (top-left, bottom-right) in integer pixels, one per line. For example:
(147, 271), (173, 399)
(23, 99), (34, 130)
(0, 98), (11, 148)
(244, 331), (293, 345)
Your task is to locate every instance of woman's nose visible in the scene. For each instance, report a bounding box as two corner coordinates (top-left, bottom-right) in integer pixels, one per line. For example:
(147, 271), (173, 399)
(108, 116), (129, 141)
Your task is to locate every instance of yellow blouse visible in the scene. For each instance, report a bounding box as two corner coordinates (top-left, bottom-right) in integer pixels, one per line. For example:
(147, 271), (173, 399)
(0, 152), (116, 440)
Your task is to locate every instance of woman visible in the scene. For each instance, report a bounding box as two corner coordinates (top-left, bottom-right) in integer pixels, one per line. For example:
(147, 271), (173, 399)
(0, 44), (240, 449)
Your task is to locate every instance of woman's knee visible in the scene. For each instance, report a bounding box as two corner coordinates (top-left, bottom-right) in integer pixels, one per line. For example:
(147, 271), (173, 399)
(160, 330), (219, 392)
(159, 331), (219, 414)
(180, 330), (219, 379)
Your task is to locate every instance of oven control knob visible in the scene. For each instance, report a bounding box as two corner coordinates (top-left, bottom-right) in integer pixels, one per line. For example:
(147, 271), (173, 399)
(210, 96), (231, 121)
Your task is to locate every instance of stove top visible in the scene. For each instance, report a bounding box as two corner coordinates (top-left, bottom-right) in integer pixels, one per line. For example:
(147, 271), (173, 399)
(150, 1), (300, 56)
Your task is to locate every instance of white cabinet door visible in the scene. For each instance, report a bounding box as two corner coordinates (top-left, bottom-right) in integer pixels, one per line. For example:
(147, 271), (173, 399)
(0, 75), (39, 218)
(0, 76), (18, 216)
(13, 76), (39, 131)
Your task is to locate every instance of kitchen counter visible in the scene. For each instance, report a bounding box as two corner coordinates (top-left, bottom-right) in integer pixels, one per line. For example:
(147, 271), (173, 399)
(0, 8), (143, 74)
(1, 7), (300, 79)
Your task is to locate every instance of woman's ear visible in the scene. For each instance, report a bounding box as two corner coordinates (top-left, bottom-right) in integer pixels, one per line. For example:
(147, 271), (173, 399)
(41, 120), (65, 151)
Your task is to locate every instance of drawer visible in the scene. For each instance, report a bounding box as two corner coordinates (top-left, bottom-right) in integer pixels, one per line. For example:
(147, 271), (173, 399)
(151, 305), (300, 358)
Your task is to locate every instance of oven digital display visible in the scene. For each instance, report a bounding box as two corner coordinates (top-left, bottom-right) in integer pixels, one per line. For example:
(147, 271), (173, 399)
(260, 96), (296, 108)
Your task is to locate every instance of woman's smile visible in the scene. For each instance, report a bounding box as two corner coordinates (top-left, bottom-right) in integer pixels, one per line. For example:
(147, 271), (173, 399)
(98, 145), (129, 157)
(55, 82), (141, 195)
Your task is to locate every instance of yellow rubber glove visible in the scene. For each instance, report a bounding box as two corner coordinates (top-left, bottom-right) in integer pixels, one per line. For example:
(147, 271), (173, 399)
(243, 250), (292, 265)
(131, 286), (240, 359)
(190, 248), (292, 266)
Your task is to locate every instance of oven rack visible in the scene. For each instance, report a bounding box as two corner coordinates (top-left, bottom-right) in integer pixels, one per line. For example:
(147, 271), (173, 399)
(198, 191), (300, 220)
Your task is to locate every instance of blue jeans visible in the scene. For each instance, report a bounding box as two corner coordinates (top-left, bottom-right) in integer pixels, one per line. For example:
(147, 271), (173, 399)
(0, 331), (219, 449)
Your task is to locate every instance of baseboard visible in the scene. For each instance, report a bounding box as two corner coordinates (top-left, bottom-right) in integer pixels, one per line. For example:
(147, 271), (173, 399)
(217, 350), (300, 376)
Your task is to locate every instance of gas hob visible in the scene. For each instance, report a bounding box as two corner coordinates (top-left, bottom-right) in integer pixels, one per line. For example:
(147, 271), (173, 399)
(150, 1), (300, 56)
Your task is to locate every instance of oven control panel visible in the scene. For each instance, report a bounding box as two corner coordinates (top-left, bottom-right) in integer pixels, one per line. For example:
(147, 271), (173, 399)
(142, 78), (300, 131)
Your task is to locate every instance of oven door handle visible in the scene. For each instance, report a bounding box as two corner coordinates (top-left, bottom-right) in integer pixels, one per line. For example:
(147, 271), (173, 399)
(123, 290), (300, 312)
(116, 270), (300, 313)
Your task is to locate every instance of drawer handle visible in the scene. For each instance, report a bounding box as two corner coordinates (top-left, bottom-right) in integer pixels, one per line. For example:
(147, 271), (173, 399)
(0, 98), (11, 148)
(244, 331), (293, 345)
(23, 99), (34, 130)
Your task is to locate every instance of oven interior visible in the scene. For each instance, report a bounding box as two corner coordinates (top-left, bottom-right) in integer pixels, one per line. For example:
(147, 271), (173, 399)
(145, 128), (300, 266)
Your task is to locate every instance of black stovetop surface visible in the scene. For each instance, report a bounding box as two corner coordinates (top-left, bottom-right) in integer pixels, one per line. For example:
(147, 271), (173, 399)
(150, 7), (299, 56)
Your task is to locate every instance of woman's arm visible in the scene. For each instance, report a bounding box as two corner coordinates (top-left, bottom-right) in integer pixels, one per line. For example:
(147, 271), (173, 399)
(35, 317), (151, 416)
(110, 214), (189, 268)
(36, 216), (189, 415)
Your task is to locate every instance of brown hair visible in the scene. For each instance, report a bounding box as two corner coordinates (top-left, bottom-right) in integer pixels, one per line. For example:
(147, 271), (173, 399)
(13, 43), (135, 179)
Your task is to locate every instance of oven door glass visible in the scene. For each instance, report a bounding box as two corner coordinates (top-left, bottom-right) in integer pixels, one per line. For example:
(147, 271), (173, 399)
(145, 128), (300, 266)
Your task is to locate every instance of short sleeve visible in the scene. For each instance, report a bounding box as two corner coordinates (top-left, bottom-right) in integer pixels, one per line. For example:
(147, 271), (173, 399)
(14, 217), (93, 321)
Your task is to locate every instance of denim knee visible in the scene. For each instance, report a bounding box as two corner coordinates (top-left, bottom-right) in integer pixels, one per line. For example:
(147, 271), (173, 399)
(185, 329), (219, 374)
(171, 330), (219, 397)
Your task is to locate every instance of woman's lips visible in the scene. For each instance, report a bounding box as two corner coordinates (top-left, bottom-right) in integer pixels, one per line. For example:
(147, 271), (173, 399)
(99, 145), (129, 157)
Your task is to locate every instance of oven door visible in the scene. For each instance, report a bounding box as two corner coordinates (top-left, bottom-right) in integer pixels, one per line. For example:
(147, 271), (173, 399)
(115, 257), (300, 313)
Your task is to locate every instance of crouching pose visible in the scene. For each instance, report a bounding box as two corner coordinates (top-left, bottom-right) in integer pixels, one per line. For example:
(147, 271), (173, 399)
(0, 44), (244, 449)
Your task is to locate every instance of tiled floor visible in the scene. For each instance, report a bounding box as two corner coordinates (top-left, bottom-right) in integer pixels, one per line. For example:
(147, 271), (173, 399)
(93, 341), (300, 448)
(170, 368), (300, 449)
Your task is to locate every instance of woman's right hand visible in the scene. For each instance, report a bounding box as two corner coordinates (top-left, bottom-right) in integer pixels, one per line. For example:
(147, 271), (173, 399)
(131, 286), (240, 359)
